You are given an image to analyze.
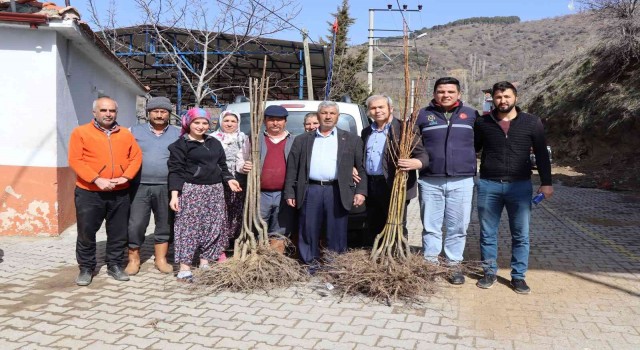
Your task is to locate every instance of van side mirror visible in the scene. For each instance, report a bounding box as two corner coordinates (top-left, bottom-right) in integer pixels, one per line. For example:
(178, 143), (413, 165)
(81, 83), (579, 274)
(234, 96), (249, 103)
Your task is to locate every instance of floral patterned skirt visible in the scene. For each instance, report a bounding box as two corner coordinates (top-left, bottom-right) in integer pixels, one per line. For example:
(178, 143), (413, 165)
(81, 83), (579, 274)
(224, 186), (245, 241)
(174, 182), (228, 264)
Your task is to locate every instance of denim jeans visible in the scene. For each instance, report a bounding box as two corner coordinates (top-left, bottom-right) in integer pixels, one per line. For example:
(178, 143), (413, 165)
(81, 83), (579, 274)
(418, 176), (475, 264)
(477, 179), (532, 279)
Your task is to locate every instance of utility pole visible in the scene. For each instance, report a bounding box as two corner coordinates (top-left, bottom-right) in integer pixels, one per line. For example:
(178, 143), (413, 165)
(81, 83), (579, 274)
(367, 4), (422, 93)
(410, 79), (415, 113)
(302, 29), (314, 100)
(367, 10), (374, 94)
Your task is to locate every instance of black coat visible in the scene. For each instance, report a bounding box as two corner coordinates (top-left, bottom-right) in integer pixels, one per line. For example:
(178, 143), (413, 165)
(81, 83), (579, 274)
(361, 118), (429, 200)
(167, 134), (234, 192)
(474, 107), (552, 186)
(284, 128), (367, 211)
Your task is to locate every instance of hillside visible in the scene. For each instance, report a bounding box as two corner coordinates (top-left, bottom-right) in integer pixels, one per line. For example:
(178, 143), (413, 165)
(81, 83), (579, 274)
(346, 12), (640, 190)
(355, 13), (601, 109)
(522, 45), (640, 191)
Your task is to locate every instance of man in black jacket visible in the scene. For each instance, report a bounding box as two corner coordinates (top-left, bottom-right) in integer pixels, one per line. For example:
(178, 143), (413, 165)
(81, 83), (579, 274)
(474, 81), (554, 294)
(360, 95), (429, 247)
(284, 101), (367, 269)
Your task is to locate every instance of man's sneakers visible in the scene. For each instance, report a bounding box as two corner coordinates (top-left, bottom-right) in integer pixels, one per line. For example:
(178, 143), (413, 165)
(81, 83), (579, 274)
(76, 268), (93, 286)
(476, 274), (497, 289)
(107, 265), (130, 281)
(510, 279), (531, 294)
(448, 270), (465, 285)
(476, 274), (532, 294)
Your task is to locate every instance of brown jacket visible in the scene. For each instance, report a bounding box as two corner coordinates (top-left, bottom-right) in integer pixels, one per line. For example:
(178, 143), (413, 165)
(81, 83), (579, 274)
(68, 122), (142, 191)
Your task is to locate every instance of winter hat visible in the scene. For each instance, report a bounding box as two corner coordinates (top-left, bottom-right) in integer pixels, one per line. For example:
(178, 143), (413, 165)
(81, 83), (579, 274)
(146, 96), (172, 112)
(264, 105), (288, 118)
(180, 108), (211, 135)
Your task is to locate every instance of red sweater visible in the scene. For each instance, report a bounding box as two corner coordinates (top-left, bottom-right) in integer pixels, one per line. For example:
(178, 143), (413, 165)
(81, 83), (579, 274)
(260, 137), (286, 191)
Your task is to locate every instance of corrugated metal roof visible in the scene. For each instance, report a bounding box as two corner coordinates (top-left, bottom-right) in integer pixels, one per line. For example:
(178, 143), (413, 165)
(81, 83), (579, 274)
(110, 25), (330, 106)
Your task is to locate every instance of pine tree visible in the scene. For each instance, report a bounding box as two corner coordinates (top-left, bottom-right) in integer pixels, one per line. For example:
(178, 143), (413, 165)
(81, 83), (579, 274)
(323, 0), (369, 104)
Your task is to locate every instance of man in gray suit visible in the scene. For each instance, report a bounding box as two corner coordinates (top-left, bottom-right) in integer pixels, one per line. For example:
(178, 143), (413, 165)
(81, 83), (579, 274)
(284, 101), (367, 268)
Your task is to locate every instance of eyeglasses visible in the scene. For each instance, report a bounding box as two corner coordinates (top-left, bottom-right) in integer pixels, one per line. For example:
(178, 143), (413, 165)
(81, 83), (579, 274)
(99, 109), (117, 113)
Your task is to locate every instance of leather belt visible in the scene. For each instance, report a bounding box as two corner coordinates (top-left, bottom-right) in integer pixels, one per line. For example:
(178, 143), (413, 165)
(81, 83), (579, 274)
(309, 179), (337, 186)
(484, 177), (526, 183)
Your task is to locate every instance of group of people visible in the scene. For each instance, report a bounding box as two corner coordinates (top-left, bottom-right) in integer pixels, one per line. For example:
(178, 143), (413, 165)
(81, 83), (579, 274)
(68, 96), (246, 284)
(68, 76), (552, 294)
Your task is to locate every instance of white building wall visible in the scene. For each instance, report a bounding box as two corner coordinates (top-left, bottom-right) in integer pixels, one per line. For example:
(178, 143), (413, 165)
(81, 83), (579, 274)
(0, 27), (142, 168)
(54, 36), (140, 167)
(0, 27), (58, 168)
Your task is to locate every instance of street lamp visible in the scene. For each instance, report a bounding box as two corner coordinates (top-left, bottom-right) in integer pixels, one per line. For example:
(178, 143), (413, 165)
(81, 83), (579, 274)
(367, 4), (422, 93)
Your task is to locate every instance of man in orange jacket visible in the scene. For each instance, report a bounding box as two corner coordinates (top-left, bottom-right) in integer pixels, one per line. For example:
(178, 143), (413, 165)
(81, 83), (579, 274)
(68, 96), (142, 286)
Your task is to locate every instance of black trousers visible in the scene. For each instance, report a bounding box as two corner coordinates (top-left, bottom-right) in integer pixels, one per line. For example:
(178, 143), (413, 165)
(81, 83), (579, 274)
(128, 183), (173, 248)
(365, 175), (409, 247)
(298, 184), (349, 265)
(75, 187), (129, 269)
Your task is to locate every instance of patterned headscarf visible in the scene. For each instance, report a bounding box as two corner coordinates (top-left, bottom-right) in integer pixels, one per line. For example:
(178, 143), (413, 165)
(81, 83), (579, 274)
(180, 108), (211, 136)
(213, 110), (242, 145)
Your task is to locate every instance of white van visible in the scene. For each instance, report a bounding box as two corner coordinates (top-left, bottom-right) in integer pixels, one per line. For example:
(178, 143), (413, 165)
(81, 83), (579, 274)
(223, 98), (370, 245)
(222, 99), (370, 136)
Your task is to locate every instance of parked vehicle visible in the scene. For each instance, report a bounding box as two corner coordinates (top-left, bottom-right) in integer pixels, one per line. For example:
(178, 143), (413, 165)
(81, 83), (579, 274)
(530, 146), (553, 169)
(223, 98), (370, 244)
(222, 98), (370, 137)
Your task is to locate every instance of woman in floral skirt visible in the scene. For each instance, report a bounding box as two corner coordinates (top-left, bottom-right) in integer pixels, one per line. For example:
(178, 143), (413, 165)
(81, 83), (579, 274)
(168, 108), (242, 282)
(212, 110), (250, 258)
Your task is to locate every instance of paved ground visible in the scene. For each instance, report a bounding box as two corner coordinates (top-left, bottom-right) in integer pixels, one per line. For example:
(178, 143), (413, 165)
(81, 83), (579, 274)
(1, 183), (639, 349)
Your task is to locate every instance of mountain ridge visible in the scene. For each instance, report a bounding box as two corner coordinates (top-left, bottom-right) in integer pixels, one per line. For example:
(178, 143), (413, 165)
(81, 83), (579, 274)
(350, 13), (601, 108)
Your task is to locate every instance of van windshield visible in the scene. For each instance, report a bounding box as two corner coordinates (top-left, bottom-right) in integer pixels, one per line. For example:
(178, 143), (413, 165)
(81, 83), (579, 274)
(238, 112), (357, 136)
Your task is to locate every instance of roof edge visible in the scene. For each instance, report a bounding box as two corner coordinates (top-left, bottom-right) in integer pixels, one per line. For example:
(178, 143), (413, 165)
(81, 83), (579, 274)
(74, 21), (148, 93)
(0, 12), (48, 26)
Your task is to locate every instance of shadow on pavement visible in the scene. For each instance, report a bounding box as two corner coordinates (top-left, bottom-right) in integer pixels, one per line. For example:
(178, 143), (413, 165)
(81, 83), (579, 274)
(567, 271), (640, 298)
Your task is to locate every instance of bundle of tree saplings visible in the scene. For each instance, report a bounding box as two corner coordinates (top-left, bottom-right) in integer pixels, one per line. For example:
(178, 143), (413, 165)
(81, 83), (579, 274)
(192, 61), (307, 293)
(318, 28), (452, 305)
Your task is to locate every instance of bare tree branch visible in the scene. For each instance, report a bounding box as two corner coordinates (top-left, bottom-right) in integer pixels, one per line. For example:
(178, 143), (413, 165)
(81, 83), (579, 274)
(132, 0), (299, 107)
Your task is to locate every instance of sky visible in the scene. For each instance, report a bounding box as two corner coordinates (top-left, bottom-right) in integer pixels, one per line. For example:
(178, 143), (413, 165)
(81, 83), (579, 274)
(75, 0), (578, 45)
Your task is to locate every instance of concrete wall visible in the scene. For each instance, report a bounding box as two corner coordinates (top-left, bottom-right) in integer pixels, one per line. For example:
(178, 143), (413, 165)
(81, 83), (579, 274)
(0, 28), (60, 236)
(0, 25), (143, 236)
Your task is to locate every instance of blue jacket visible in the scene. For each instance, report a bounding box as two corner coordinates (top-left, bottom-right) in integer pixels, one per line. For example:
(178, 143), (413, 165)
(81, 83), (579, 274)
(416, 100), (479, 177)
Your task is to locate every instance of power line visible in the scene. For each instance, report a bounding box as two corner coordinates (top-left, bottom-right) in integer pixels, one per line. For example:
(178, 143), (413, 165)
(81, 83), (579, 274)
(393, 1), (426, 64)
(237, 0), (321, 45)
(395, 0), (413, 33)
(216, 0), (319, 45)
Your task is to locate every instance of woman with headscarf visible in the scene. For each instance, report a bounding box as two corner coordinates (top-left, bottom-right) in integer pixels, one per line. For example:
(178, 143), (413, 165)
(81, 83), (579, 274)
(303, 112), (320, 132)
(212, 110), (250, 257)
(168, 108), (242, 282)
